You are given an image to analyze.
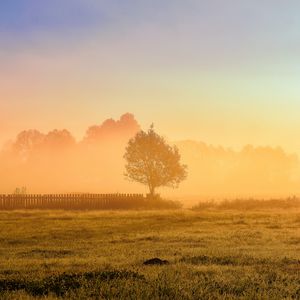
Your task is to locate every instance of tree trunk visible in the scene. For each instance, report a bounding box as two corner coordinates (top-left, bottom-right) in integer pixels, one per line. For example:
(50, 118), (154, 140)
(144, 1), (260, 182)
(149, 185), (155, 199)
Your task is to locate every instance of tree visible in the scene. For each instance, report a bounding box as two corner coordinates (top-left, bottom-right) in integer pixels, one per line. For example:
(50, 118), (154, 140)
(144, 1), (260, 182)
(124, 126), (187, 197)
(14, 186), (27, 195)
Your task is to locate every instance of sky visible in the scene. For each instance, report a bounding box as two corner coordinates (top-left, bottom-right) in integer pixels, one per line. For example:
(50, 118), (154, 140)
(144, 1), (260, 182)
(1, 0), (300, 153)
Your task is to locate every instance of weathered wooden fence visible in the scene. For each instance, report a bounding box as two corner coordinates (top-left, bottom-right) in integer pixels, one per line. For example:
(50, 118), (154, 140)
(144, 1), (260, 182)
(0, 194), (145, 210)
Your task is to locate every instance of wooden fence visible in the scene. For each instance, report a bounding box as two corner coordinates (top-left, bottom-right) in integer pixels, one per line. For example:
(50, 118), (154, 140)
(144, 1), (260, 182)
(0, 194), (145, 210)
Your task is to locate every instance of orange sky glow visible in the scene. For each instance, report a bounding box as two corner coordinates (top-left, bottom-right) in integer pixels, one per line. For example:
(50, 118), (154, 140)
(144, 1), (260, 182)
(1, 1), (300, 199)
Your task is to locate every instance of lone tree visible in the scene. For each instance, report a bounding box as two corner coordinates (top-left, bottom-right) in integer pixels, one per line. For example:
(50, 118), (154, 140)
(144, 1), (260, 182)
(124, 126), (187, 198)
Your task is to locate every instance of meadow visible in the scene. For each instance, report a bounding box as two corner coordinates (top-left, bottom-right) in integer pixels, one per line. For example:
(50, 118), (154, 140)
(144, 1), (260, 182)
(0, 207), (299, 299)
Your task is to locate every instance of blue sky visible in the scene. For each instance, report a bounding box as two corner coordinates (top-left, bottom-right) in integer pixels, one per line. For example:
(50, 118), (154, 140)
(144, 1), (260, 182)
(2, 0), (300, 65)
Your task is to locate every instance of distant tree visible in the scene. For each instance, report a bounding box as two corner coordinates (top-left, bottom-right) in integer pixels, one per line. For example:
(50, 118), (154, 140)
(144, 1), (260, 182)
(13, 130), (45, 160)
(14, 186), (27, 195)
(124, 125), (187, 198)
(44, 129), (76, 149)
(83, 113), (140, 144)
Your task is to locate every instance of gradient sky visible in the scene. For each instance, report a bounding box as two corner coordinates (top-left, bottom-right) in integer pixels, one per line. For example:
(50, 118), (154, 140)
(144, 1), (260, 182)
(1, 0), (300, 153)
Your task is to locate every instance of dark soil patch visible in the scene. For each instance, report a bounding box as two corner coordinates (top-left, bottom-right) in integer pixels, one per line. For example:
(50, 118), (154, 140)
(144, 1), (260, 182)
(143, 258), (169, 265)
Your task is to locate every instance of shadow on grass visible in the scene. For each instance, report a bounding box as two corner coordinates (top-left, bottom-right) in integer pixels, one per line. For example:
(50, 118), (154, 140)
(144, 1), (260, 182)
(19, 249), (74, 258)
(180, 254), (300, 267)
(0, 270), (145, 297)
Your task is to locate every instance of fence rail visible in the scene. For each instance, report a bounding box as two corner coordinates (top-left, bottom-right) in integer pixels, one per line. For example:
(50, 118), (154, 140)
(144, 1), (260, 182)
(0, 194), (145, 210)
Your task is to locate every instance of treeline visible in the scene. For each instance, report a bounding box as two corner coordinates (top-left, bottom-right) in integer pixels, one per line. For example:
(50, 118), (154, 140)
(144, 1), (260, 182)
(0, 113), (141, 194)
(1, 113), (300, 197)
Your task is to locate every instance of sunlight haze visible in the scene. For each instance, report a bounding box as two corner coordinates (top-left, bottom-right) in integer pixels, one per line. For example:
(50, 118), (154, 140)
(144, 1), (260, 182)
(1, 1), (300, 197)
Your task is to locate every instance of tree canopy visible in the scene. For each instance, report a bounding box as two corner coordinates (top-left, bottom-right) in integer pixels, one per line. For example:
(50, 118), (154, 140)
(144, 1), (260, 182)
(124, 126), (187, 197)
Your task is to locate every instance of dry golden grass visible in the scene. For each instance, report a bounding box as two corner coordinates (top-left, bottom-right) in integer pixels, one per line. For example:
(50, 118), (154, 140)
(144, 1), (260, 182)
(0, 209), (299, 299)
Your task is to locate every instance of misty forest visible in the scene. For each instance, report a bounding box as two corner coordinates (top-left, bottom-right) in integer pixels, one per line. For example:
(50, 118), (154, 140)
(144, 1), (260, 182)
(1, 114), (300, 299)
(0, 113), (298, 199)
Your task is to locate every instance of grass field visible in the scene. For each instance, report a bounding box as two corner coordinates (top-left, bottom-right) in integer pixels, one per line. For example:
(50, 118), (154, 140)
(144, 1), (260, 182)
(0, 209), (300, 299)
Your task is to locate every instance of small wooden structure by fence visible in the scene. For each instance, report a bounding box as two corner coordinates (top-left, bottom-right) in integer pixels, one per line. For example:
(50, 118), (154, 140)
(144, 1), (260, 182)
(0, 194), (145, 210)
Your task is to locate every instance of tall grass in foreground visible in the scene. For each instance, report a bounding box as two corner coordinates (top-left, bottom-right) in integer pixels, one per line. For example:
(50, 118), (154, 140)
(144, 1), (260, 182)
(0, 209), (299, 299)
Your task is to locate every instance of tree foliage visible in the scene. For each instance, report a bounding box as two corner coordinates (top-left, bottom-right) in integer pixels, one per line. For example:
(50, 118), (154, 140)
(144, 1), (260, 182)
(124, 126), (187, 196)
